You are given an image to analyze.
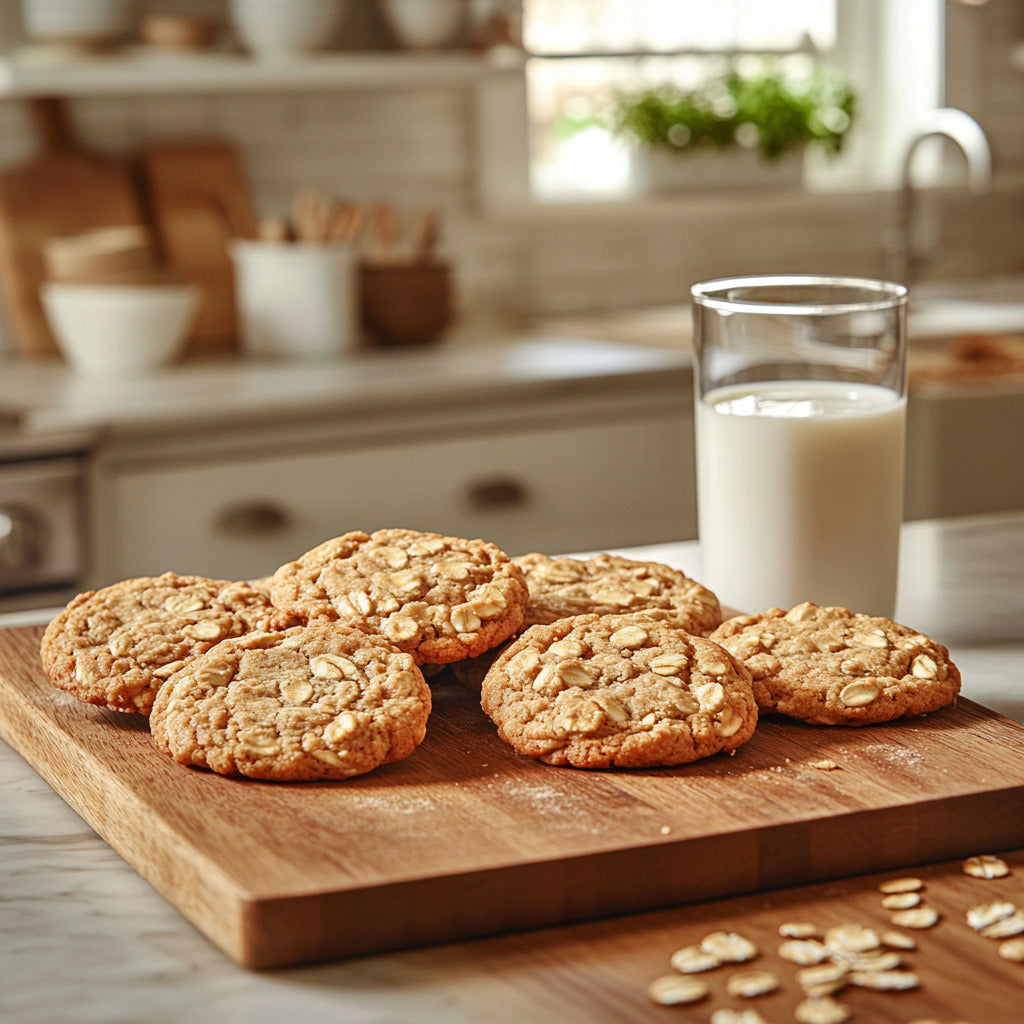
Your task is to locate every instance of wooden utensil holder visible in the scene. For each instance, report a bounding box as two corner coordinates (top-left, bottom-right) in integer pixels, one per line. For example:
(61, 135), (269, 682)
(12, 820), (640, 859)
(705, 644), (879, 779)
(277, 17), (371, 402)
(359, 259), (455, 348)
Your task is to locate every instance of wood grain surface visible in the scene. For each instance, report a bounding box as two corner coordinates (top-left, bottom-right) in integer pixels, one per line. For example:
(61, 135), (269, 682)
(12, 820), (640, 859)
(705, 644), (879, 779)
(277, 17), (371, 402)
(397, 850), (1024, 1023)
(2, 623), (1024, 971)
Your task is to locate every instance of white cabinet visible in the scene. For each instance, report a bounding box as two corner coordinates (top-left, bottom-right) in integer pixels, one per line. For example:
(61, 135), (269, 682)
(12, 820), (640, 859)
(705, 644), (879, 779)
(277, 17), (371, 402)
(79, 340), (696, 587)
(100, 414), (693, 583)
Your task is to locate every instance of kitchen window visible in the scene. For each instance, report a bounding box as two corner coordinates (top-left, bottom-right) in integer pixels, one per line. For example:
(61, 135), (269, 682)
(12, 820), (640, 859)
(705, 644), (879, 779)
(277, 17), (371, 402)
(521, 0), (946, 201)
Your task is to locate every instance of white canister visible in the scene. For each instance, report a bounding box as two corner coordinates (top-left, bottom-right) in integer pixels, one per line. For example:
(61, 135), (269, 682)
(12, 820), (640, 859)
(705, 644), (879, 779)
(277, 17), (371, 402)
(382, 0), (465, 50)
(230, 241), (357, 360)
(21, 0), (139, 46)
(227, 0), (345, 56)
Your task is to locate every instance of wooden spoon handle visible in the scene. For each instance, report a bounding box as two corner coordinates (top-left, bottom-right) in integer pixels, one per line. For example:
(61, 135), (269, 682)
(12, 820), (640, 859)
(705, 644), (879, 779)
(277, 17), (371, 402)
(371, 202), (402, 261)
(410, 207), (440, 262)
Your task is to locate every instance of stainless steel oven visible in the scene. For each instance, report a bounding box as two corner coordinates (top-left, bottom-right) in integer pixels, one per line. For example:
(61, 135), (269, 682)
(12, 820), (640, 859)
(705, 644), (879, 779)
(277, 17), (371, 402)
(0, 440), (87, 614)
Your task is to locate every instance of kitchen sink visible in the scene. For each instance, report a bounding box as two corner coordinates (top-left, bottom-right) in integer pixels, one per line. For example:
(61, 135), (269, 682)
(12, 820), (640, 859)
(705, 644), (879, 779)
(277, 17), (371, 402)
(908, 275), (1024, 338)
(904, 277), (1024, 521)
(906, 275), (1024, 391)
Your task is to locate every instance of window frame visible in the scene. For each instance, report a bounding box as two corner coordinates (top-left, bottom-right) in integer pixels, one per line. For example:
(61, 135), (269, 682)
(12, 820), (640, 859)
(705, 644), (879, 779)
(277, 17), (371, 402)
(474, 0), (948, 211)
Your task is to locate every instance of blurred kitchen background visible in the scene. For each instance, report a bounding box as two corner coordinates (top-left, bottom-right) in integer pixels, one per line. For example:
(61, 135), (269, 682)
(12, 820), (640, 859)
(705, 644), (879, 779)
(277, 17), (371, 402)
(1, 0), (1024, 615)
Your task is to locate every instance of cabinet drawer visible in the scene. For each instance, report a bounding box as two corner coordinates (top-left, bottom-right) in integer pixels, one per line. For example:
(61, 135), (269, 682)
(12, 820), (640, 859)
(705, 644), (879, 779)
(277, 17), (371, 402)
(100, 416), (694, 584)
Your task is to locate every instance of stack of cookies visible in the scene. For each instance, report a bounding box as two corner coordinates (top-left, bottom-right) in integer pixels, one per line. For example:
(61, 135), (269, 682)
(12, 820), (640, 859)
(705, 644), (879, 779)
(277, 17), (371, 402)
(40, 526), (961, 782)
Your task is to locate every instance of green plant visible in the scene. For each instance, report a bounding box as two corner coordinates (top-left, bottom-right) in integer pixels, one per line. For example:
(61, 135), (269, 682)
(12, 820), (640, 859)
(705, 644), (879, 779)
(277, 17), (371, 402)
(609, 67), (856, 162)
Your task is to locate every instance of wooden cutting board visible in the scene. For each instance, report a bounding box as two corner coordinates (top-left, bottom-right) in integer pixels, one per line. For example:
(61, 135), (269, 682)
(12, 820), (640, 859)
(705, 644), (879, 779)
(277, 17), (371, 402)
(0, 98), (147, 358)
(2, 623), (1024, 970)
(140, 141), (258, 357)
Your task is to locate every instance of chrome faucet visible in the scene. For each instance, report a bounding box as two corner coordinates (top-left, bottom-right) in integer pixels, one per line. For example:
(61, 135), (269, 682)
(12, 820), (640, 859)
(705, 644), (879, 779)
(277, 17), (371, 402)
(884, 107), (993, 285)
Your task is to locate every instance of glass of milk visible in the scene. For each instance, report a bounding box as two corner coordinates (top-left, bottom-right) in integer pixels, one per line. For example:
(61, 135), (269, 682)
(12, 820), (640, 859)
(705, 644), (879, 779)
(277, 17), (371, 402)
(691, 275), (908, 618)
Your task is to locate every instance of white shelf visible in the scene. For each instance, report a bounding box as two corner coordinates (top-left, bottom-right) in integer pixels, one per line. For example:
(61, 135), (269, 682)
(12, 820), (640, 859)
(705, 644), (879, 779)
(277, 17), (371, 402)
(0, 45), (522, 98)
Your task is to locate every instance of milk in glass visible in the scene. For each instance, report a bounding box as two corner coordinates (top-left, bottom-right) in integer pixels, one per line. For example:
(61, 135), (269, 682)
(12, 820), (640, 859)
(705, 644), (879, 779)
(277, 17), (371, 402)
(696, 380), (906, 617)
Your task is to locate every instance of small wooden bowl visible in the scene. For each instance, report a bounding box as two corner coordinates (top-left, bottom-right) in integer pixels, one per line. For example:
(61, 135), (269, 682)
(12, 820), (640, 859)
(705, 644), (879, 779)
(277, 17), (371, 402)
(139, 14), (221, 50)
(359, 260), (455, 348)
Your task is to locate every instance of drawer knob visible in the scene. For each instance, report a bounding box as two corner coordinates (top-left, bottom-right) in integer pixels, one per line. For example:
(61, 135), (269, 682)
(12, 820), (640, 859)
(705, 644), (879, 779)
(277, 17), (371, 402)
(214, 502), (291, 537)
(465, 477), (529, 511)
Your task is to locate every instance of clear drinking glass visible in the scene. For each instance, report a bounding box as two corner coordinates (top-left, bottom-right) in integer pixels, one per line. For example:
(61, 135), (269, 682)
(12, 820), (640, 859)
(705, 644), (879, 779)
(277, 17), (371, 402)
(691, 275), (908, 617)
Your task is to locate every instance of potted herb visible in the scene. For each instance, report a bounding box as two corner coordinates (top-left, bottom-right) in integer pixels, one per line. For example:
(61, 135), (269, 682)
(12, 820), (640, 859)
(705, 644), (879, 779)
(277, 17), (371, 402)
(608, 67), (856, 191)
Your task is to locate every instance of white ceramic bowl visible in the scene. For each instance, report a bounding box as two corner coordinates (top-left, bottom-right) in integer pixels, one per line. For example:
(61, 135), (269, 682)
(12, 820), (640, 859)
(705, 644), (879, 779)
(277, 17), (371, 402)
(228, 0), (346, 57)
(41, 282), (199, 376)
(20, 0), (139, 46)
(382, 0), (464, 50)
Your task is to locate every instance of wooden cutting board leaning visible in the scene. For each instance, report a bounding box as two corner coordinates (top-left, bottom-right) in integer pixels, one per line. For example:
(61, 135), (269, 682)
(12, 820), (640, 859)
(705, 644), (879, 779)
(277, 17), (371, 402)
(0, 98), (147, 358)
(2, 623), (1024, 970)
(140, 140), (258, 356)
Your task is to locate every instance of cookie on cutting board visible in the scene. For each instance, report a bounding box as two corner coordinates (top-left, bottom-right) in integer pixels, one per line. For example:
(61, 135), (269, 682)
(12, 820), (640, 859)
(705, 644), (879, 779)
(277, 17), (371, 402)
(480, 612), (757, 769)
(150, 622), (432, 781)
(269, 528), (528, 666)
(710, 601), (961, 725)
(40, 572), (297, 715)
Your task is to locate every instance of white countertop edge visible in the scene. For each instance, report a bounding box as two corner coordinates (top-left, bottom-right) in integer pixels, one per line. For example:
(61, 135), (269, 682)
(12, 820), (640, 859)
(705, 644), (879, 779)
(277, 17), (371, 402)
(0, 336), (690, 437)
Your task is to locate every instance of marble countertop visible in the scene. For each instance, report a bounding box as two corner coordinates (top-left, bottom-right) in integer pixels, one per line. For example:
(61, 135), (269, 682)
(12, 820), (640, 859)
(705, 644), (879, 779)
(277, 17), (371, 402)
(2, 511), (1023, 1022)
(0, 335), (688, 440)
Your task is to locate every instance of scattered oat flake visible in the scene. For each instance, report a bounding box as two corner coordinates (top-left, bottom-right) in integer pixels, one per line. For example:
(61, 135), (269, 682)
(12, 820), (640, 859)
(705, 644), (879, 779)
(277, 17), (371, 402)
(967, 900), (1018, 931)
(794, 995), (852, 1024)
(700, 930), (759, 963)
(725, 969), (780, 998)
(891, 905), (941, 929)
(825, 922), (880, 953)
(962, 854), (1011, 879)
(998, 936), (1024, 962)
(881, 929), (917, 950)
(981, 911), (1024, 939)
(659, 825), (671, 835)
(711, 1009), (769, 1024)
(804, 981), (848, 1000)
(779, 921), (820, 939)
(843, 950), (902, 973)
(779, 938), (829, 965)
(878, 876), (925, 894)
(905, 1020), (977, 1024)
(669, 944), (721, 974)
(797, 962), (849, 990)
(810, 759), (840, 770)
(880, 891), (922, 910)
(646, 974), (709, 1006)
(849, 968), (920, 990)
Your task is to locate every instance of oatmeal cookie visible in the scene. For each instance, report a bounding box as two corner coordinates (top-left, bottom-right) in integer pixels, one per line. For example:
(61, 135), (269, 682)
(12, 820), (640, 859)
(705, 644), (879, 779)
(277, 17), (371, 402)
(710, 601), (961, 725)
(150, 623), (431, 781)
(269, 529), (528, 665)
(450, 552), (722, 692)
(514, 552), (721, 633)
(40, 573), (297, 715)
(480, 612), (757, 768)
